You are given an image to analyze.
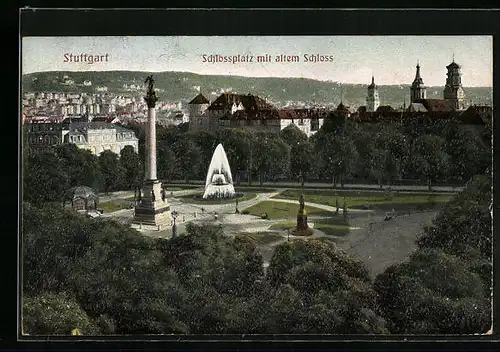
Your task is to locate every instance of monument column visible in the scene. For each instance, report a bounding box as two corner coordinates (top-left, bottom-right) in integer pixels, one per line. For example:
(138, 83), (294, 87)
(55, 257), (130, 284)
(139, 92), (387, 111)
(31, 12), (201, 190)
(147, 105), (157, 180)
(133, 75), (171, 227)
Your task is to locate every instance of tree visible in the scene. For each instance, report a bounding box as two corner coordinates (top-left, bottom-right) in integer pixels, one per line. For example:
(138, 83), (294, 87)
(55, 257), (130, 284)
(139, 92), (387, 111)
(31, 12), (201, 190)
(265, 239), (388, 334)
(367, 129), (405, 187)
(279, 124), (308, 147)
(97, 150), (125, 193)
(157, 141), (180, 182)
(410, 135), (450, 190)
(442, 125), (490, 183)
(416, 173), (492, 261)
(120, 145), (143, 190)
(171, 135), (202, 183)
(290, 140), (314, 185)
(54, 143), (104, 192)
(23, 148), (70, 206)
(251, 133), (290, 185)
(23, 293), (100, 335)
(316, 134), (358, 188)
(374, 248), (490, 334)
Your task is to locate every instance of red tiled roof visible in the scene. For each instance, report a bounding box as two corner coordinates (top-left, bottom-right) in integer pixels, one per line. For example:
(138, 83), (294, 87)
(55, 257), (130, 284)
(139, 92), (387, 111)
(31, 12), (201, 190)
(188, 93), (210, 105)
(219, 108), (328, 121)
(415, 99), (456, 112)
(207, 93), (276, 111)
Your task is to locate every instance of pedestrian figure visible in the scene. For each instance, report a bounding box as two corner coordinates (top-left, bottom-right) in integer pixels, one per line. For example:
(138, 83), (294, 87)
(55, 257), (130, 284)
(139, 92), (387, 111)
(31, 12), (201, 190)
(161, 188), (166, 202)
(151, 190), (155, 202)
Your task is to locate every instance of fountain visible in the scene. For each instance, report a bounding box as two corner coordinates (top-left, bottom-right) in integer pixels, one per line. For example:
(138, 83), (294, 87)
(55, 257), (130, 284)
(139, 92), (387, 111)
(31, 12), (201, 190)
(203, 144), (238, 199)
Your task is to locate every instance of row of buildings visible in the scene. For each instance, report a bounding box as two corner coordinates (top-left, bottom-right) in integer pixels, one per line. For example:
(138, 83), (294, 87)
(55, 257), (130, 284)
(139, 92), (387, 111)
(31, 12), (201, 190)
(23, 60), (491, 155)
(24, 118), (139, 155)
(22, 91), (184, 123)
(187, 60), (491, 137)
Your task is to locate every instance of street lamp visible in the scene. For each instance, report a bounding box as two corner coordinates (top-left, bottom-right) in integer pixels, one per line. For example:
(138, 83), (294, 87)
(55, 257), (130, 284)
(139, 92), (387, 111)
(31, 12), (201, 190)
(171, 210), (178, 238)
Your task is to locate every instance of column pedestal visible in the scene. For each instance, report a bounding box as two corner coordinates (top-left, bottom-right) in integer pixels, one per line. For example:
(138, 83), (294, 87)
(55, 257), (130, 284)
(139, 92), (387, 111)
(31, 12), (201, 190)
(133, 180), (171, 227)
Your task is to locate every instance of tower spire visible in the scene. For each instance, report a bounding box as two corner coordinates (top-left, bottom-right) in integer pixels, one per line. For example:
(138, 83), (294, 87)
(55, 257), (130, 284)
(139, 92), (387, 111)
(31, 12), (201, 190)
(371, 76), (374, 85)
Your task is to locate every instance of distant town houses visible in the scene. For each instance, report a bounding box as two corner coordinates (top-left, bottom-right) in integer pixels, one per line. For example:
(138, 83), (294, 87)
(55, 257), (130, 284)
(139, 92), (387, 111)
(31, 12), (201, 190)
(23, 60), (491, 141)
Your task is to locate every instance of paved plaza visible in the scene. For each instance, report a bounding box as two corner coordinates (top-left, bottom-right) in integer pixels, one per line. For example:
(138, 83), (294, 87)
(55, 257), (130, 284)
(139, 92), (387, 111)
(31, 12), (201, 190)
(100, 187), (442, 277)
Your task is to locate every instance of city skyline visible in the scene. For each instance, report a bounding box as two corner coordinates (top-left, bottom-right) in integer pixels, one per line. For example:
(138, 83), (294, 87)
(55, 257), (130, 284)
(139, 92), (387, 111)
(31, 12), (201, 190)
(22, 36), (492, 87)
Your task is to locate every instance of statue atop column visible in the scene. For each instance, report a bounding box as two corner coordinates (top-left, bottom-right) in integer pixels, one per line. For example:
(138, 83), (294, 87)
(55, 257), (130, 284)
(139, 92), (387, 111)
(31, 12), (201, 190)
(144, 75), (158, 108)
(133, 75), (171, 228)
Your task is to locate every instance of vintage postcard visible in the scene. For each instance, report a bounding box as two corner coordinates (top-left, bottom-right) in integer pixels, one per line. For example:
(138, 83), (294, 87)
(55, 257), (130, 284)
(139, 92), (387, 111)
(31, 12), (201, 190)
(20, 34), (493, 338)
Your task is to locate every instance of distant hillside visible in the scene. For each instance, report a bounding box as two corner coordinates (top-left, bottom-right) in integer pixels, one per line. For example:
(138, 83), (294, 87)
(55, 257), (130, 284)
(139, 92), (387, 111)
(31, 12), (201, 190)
(22, 71), (493, 108)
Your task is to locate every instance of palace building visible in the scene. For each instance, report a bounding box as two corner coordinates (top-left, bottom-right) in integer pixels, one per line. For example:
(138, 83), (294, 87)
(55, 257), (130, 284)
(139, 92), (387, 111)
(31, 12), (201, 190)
(188, 92), (326, 137)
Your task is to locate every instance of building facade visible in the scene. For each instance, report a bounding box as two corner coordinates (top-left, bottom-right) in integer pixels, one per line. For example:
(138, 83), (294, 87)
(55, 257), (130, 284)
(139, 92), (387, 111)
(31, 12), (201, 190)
(24, 120), (138, 155)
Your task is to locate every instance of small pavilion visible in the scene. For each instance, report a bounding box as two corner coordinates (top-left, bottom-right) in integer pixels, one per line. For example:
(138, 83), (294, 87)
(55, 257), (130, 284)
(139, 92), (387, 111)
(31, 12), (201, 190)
(65, 186), (99, 213)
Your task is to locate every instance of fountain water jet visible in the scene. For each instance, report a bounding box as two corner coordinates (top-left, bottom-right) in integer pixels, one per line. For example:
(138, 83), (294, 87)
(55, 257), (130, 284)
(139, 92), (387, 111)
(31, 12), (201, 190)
(203, 144), (236, 199)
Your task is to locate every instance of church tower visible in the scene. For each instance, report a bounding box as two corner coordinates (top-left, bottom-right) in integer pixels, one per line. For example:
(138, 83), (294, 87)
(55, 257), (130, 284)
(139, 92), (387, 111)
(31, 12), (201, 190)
(366, 76), (380, 112)
(443, 59), (466, 110)
(410, 62), (426, 103)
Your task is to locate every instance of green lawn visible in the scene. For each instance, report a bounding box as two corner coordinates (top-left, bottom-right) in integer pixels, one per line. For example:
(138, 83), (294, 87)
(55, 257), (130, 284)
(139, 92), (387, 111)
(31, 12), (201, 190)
(177, 191), (257, 204)
(270, 216), (350, 237)
(234, 187), (279, 193)
(99, 200), (133, 213)
(273, 189), (453, 211)
(244, 201), (334, 219)
(164, 187), (188, 192)
(235, 231), (284, 245)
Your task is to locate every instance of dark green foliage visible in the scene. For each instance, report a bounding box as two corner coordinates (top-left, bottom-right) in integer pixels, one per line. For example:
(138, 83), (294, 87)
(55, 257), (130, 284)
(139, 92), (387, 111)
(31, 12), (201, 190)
(374, 248), (490, 334)
(251, 133), (290, 184)
(410, 134), (450, 189)
(314, 134), (359, 187)
(417, 173), (492, 260)
(171, 135), (202, 182)
(265, 239), (387, 333)
(157, 141), (180, 182)
(97, 150), (126, 193)
(23, 149), (70, 206)
(120, 145), (143, 190)
(279, 123), (308, 147)
(54, 144), (104, 192)
(22, 292), (100, 335)
(290, 140), (315, 184)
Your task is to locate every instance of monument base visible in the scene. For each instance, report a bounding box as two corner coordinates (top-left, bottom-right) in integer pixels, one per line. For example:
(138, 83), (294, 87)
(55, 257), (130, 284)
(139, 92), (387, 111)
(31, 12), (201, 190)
(292, 213), (313, 236)
(132, 180), (172, 227)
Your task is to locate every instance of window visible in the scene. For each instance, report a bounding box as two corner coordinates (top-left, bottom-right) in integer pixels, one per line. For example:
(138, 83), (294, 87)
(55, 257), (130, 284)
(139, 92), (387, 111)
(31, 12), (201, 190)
(311, 118), (319, 131)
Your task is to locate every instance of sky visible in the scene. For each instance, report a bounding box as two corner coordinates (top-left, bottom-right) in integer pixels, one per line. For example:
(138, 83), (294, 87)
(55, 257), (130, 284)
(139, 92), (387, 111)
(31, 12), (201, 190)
(22, 36), (492, 87)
